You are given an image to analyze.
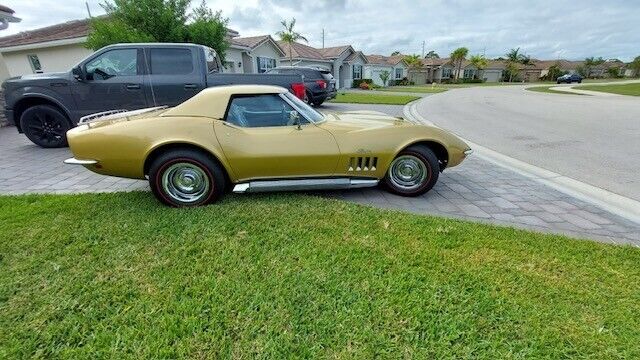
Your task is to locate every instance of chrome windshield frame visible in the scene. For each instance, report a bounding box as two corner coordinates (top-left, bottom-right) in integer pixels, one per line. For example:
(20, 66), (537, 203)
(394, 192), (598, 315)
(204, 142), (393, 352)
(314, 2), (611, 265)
(279, 92), (326, 124)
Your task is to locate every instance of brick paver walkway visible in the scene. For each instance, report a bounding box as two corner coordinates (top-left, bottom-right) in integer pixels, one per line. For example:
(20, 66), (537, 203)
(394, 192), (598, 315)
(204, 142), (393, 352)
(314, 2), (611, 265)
(1, 120), (638, 246)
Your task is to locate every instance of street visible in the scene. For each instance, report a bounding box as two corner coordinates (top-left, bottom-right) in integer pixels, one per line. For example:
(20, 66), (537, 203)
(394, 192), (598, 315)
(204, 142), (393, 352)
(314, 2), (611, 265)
(414, 84), (640, 200)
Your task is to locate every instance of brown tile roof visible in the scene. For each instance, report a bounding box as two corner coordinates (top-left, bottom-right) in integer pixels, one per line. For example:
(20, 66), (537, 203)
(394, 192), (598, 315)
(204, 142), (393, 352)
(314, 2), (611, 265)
(345, 50), (367, 63)
(317, 45), (351, 59)
(0, 5), (15, 14)
(277, 41), (325, 60)
(365, 54), (406, 66)
(276, 41), (353, 61)
(0, 18), (92, 48)
(230, 35), (273, 49)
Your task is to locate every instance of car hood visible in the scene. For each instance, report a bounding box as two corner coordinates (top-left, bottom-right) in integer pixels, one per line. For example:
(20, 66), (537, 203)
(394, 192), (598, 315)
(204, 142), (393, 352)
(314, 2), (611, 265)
(320, 110), (416, 132)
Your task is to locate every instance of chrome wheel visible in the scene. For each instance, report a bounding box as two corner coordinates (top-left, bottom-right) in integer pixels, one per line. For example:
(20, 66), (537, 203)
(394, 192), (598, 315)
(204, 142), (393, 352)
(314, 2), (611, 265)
(388, 155), (428, 191)
(161, 163), (210, 203)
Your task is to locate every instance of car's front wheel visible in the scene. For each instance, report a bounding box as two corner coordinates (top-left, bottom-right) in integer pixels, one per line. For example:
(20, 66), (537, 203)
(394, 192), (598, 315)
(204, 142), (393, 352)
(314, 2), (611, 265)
(384, 145), (439, 197)
(149, 149), (226, 207)
(20, 104), (71, 148)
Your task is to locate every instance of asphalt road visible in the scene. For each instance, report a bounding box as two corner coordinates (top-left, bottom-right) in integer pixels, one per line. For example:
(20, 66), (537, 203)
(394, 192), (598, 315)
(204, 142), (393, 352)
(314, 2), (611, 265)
(415, 84), (640, 200)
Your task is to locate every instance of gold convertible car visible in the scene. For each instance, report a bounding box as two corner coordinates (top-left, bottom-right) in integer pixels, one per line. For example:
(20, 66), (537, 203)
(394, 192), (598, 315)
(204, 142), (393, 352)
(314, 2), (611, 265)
(65, 85), (471, 207)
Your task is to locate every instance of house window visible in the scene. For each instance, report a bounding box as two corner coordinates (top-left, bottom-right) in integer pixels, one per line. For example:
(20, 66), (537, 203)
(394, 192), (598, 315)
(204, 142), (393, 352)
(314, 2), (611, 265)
(352, 64), (362, 79)
(257, 57), (276, 73)
(463, 69), (475, 79)
(395, 68), (403, 79)
(27, 54), (42, 73)
(442, 67), (452, 78)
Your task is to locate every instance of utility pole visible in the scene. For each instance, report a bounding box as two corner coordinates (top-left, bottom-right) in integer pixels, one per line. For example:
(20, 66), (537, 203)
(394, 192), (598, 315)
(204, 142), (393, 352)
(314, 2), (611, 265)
(322, 28), (325, 48)
(85, 1), (92, 18)
(421, 40), (425, 58)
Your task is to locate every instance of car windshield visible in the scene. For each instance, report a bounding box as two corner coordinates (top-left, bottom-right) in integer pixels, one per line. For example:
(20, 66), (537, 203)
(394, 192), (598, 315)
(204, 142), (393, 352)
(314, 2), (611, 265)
(282, 92), (325, 123)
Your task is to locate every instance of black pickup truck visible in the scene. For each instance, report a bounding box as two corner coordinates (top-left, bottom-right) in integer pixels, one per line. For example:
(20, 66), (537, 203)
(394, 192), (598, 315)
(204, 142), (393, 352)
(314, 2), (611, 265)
(2, 43), (305, 147)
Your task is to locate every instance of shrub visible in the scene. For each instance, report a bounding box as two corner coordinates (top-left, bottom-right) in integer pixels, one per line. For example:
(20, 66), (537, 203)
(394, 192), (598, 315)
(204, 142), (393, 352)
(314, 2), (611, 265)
(359, 81), (371, 90)
(462, 78), (484, 83)
(353, 78), (372, 88)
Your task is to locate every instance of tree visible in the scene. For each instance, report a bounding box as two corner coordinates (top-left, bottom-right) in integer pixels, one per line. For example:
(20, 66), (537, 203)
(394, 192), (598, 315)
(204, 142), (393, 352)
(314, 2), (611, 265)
(424, 50), (439, 59)
(86, 0), (229, 62)
(276, 18), (308, 65)
(391, 51), (401, 56)
(505, 61), (520, 82)
(379, 70), (390, 86)
(503, 47), (530, 82)
(469, 54), (487, 80)
(607, 66), (621, 78)
(187, 1), (229, 63)
(403, 54), (422, 83)
(543, 62), (565, 81)
(450, 47), (468, 80)
(630, 56), (640, 77)
(584, 56), (605, 78)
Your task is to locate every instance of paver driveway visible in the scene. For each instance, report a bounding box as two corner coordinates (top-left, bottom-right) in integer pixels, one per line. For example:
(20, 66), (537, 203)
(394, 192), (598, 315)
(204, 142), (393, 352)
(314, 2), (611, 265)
(1, 122), (638, 245)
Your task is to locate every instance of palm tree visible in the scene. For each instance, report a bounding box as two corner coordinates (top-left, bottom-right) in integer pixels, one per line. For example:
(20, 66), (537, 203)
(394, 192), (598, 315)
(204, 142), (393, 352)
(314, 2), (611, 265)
(276, 18), (308, 65)
(450, 47), (468, 80)
(403, 54), (422, 83)
(469, 54), (488, 80)
(504, 47), (530, 82)
(391, 51), (401, 56)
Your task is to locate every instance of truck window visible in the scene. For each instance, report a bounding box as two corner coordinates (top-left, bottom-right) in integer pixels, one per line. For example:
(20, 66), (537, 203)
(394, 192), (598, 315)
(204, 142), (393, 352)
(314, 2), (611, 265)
(85, 49), (138, 80)
(150, 48), (194, 75)
(205, 47), (220, 73)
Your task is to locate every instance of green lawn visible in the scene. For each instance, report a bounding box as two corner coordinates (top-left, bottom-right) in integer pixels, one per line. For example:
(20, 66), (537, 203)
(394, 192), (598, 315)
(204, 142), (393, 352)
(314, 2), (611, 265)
(377, 86), (448, 94)
(526, 85), (586, 95)
(574, 82), (640, 96)
(329, 92), (419, 105)
(1, 192), (639, 358)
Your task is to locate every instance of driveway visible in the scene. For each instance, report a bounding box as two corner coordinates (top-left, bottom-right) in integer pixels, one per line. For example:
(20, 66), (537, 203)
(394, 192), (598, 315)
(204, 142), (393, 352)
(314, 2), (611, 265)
(414, 84), (640, 200)
(1, 117), (638, 245)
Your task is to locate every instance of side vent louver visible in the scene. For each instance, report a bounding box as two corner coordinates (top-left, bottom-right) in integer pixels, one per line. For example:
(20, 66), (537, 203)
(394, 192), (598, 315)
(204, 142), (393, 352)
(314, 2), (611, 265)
(348, 156), (378, 171)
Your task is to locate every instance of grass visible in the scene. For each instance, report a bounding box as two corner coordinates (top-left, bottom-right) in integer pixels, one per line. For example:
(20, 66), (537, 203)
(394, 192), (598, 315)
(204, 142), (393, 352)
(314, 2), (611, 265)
(329, 92), (419, 105)
(574, 82), (640, 96)
(1, 192), (640, 358)
(526, 85), (586, 95)
(377, 86), (448, 94)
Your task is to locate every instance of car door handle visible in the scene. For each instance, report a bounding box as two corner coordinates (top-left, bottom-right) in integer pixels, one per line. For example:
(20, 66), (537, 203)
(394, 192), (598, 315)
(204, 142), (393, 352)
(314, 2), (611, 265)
(125, 84), (141, 90)
(184, 83), (198, 89)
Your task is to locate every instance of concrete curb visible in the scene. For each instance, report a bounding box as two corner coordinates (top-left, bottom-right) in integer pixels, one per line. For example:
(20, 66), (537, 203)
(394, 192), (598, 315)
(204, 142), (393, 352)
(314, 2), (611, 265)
(403, 100), (640, 225)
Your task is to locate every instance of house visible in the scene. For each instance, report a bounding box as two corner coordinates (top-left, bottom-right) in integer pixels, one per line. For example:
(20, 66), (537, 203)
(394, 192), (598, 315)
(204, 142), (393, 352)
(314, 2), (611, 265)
(227, 34), (285, 74)
(0, 18), (95, 82)
(363, 54), (408, 86)
(276, 41), (366, 88)
(0, 17), (283, 82)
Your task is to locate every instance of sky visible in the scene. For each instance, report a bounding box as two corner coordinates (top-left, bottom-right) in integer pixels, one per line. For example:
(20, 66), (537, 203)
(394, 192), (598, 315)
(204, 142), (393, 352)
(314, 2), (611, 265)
(2, 0), (639, 61)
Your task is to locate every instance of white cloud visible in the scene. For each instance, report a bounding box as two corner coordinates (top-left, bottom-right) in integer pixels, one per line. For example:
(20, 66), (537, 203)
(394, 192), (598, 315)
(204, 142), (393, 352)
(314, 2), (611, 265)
(2, 0), (639, 61)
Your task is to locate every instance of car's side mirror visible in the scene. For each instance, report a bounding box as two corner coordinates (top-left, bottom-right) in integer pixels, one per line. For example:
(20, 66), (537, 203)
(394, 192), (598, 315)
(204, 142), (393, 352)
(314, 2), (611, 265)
(72, 66), (85, 82)
(289, 110), (302, 130)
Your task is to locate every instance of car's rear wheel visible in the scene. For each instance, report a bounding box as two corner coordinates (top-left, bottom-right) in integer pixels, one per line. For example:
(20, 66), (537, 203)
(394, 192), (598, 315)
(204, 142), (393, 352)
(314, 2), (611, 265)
(384, 145), (439, 197)
(20, 105), (71, 148)
(149, 149), (226, 207)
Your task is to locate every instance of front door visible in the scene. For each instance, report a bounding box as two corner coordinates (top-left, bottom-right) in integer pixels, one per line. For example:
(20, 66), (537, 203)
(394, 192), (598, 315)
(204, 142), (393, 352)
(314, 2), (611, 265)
(71, 48), (148, 120)
(214, 93), (340, 181)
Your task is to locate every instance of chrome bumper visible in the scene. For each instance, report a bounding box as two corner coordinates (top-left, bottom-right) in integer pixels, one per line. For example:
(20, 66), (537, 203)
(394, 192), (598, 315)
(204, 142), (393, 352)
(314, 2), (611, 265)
(464, 149), (473, 156)
(64, 157), (98, 165)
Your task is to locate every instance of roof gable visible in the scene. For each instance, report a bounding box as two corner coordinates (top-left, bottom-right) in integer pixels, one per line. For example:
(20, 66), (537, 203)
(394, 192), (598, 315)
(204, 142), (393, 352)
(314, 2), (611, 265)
(231, 35), (285, 56)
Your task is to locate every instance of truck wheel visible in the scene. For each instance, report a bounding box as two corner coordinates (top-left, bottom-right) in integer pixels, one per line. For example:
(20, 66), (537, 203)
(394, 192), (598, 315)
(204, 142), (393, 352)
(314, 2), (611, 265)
(20, 105), (72, 148)
(149, 149), (226, 207)
(384, 145), (439, 197)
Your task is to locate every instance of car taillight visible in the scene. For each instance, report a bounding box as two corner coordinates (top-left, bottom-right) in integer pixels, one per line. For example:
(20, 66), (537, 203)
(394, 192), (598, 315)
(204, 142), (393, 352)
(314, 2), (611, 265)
(291, 82), (305, 100)
(316, 80), (327, 89)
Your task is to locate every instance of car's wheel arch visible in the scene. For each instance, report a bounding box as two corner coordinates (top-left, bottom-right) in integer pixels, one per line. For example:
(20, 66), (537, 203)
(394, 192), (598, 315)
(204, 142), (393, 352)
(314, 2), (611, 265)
(143, 142), (234, 186)
(395, 140), (449, 171)
(14, 95), (72, 132)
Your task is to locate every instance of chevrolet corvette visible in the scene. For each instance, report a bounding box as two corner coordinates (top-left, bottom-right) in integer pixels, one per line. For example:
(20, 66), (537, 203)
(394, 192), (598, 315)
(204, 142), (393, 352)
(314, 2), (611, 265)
(65, 85), (471, 207)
